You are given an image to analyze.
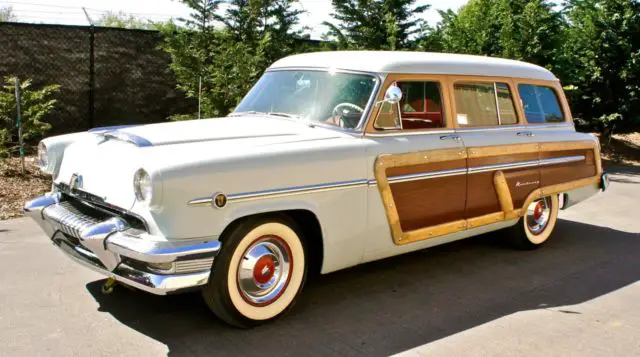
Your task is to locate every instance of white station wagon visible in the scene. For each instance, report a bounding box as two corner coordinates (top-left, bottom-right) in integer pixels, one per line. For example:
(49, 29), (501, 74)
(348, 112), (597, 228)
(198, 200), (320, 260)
(25, 51), (608, 327)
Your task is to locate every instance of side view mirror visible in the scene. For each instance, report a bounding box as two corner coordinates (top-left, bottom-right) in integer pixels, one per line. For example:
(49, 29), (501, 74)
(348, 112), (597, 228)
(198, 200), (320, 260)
(384, 85), (403, 104)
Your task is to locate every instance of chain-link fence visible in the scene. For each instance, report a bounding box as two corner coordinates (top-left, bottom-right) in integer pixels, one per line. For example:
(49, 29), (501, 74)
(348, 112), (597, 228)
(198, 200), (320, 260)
(0, 22), (195, 137)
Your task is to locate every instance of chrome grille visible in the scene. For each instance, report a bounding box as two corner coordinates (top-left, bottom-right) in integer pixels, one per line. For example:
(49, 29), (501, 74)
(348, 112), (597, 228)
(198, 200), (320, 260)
(175, 258), (214, 274)
(43, 201), (110, 239)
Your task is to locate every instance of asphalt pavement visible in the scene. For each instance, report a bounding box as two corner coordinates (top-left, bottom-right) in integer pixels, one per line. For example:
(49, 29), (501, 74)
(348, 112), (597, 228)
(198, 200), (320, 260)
(1, 164), (638, 356)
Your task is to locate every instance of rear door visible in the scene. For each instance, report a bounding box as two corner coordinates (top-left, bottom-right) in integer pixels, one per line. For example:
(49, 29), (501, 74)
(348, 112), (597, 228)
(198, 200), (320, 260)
(450, 79), (541, 220)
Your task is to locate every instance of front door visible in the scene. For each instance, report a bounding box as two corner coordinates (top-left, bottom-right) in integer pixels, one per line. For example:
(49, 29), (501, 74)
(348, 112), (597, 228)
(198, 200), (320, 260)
(365, 77), (467, 245)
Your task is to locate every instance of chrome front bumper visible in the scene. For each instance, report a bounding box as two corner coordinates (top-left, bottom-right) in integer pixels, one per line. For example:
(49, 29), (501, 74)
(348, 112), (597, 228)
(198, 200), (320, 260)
(24, 193), (221, 295)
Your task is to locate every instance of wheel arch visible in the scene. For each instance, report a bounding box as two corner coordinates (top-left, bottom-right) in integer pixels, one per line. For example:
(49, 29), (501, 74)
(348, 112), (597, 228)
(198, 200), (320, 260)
(218, 209), (324, 276)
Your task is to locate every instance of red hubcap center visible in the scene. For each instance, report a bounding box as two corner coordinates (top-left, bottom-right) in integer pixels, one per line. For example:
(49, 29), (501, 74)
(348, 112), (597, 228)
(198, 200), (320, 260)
(533, 202), (544, 221)
(253, 255), (276, 285)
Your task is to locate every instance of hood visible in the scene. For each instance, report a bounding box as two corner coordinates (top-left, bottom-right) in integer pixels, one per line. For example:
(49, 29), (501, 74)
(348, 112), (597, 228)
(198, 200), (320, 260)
(102, 115), (344, 147)
(54, 116), (351, 211)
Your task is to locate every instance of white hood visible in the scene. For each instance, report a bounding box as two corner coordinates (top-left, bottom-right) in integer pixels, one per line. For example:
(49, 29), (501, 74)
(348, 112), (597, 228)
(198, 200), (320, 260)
(110, 116), (335, 146)
(54, 116), (348, 211)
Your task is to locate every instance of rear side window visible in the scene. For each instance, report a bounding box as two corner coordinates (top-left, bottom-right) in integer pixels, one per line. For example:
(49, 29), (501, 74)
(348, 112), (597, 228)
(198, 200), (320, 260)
(454, 82), (518, 127)
(518, 84), (565, 123)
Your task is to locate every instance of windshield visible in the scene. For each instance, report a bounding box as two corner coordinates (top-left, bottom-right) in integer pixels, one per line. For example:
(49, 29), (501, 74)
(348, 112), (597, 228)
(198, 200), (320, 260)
(233, 70), (379, 129)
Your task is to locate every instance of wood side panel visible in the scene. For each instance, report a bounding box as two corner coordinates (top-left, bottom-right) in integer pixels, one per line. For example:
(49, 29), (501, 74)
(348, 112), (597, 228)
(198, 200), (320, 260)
(503, 168), (541, 209)
(386, 159), (466, 177)
(466, 171), (501, 218)
(374, 147), (468, 245)
(390, 175), (467, 231)
(540, 162), (596, 186)
(540, 149), (596, 186)
(465, 151), (541, 219)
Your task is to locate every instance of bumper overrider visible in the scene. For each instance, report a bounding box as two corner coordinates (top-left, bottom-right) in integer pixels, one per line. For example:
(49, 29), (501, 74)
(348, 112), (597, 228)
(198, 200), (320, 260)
(24, 193), (220, 295)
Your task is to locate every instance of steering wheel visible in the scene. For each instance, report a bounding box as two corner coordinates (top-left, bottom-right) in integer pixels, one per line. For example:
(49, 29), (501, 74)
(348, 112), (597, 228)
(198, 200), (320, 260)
(331, 103), (365, 128)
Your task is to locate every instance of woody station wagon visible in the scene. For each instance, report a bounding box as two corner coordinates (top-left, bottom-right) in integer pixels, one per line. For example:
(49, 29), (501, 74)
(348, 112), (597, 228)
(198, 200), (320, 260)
(25, 51), (608, 327)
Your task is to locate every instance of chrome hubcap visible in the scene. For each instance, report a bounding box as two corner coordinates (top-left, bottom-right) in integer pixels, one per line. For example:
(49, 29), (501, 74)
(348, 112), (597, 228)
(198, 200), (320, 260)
(526, 197), (551, 235)
(237, 236), (291, 306)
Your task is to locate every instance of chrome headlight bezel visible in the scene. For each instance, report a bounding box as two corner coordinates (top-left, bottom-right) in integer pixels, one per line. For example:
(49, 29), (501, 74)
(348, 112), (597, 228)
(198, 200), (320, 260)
(133, 169), (153, 204)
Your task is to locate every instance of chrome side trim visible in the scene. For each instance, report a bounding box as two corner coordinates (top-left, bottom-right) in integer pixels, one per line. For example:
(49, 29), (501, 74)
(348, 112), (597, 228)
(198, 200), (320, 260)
(188, 179), (369, 207)
(188, 155), (585, 206)
(388, 168), (467, 184)
(365, 129), (455, 137)
(364, 122), (574, 137)
(469, 155), (584, 174)
(540, 155), (585, 166)
(456, 125), (528, 133)
(380, 154), (585, 185)
(469, 159), (540, 174)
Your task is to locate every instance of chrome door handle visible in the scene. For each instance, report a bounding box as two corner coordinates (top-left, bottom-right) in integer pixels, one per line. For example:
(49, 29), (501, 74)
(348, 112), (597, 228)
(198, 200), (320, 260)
(517, 131), (535, 137)
(440, 134), (461, 141)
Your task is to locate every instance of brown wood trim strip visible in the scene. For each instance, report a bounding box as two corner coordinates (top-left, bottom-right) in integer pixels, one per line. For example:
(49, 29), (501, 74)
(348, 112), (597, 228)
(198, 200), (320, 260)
(493, 171), (514, 213)
(401, 220), (468, 244)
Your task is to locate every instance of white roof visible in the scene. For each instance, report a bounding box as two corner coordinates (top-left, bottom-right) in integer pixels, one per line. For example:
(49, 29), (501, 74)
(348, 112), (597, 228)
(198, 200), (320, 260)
(269, 51), (557, 81)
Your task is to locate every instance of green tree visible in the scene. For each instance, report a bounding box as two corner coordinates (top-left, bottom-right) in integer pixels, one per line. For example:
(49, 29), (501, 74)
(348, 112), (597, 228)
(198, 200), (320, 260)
(435, 0), (565, 74)
(0, 77), (60, 157)
(323, 0), (429, 50)
(96, 11), (158, 29)
(160, 0), (306, 119)
(0, 6), (17, 22)
(562, 0), (640, 129)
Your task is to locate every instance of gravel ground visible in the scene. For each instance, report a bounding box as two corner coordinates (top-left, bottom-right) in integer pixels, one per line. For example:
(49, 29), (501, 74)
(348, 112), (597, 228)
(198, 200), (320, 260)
(0, 156), (51, 220)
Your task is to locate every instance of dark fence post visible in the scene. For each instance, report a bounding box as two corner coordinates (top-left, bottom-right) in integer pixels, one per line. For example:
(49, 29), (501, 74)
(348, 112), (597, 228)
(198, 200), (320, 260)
(88, 25), (95, 129)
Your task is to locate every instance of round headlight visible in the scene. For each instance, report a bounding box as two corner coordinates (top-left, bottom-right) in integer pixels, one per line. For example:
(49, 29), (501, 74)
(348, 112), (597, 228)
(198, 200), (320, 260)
(133, 169), (152, 203)
(37, 142), (48, 169)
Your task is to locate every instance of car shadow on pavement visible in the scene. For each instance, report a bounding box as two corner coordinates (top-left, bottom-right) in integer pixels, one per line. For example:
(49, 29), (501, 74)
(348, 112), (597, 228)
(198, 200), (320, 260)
(87, 219), (640, 357)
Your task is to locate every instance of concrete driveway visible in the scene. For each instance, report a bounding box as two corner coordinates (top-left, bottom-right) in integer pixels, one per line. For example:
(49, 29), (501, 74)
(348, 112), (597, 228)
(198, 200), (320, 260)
(1, 165), (639, 356)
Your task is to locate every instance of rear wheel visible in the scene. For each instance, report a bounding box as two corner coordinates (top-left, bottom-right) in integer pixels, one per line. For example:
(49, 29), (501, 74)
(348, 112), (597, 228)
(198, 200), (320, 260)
(506, 194), (559, 250)
(203, 216), (307, 328)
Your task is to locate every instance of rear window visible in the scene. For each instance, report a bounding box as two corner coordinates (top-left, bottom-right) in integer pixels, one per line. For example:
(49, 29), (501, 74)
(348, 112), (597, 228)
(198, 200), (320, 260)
(453, 82), (518, 127)
(517, 84), (565, 123)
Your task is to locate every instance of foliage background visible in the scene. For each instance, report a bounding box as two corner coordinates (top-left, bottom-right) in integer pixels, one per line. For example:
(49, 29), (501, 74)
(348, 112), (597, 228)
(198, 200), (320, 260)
(1, 0), (639, 155)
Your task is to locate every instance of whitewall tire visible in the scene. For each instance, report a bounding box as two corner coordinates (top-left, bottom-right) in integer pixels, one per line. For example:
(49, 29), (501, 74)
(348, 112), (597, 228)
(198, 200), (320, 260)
(507, 194), (559, 250)
(203, 215), (308, 328)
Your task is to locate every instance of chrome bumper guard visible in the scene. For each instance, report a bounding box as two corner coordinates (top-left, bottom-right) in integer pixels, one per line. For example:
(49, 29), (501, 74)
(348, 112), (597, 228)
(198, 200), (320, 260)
(24, 193), (221, 295)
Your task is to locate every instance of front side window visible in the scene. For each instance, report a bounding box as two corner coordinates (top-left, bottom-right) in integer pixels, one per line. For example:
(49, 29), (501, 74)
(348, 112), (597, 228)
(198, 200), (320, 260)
(454, 82), (518, 127)
(374, 81), (444, 130)
(518, 84), (565, 123)
(234, 70), (378, 129)
(398, 81), (445, 129)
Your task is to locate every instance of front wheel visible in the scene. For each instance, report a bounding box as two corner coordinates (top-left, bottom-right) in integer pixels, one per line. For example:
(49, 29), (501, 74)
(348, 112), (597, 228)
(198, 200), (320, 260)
(506, 194), (559, 250)
(203, 216), (307, 328)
